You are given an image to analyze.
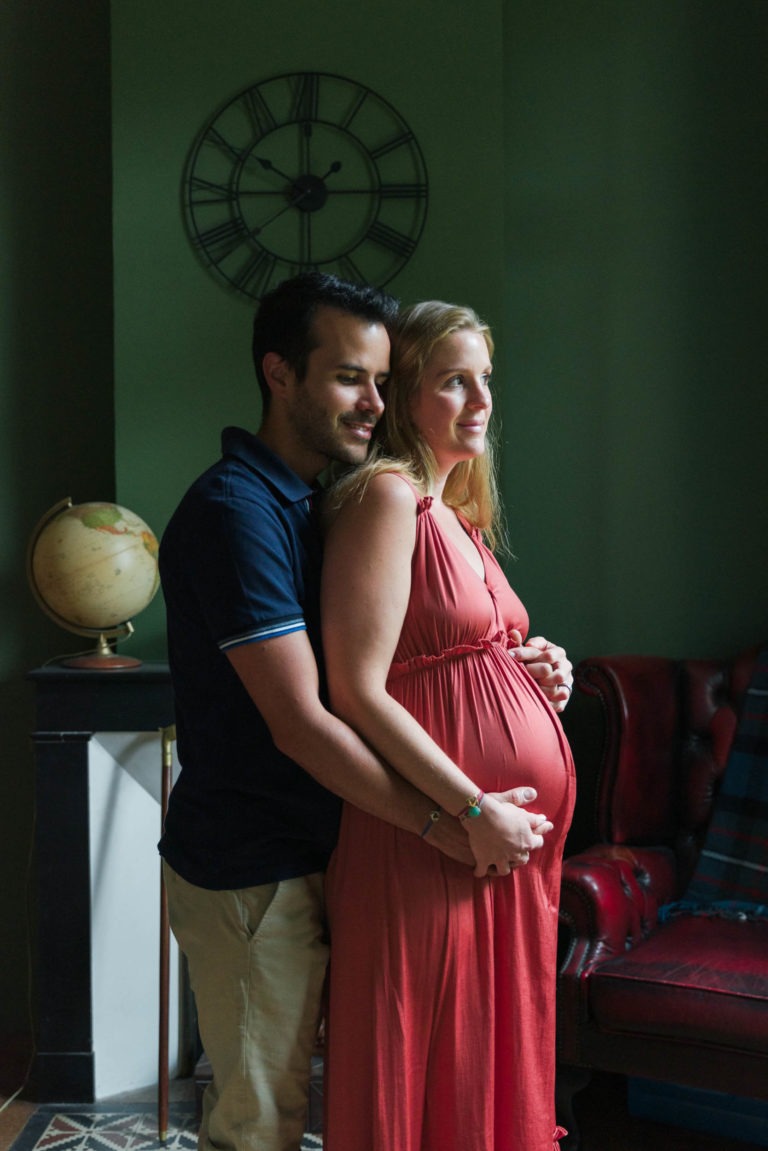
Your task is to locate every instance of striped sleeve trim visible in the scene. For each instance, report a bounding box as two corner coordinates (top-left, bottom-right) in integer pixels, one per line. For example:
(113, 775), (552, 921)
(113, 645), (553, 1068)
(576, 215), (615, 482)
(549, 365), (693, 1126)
(218, 617), (306, 651)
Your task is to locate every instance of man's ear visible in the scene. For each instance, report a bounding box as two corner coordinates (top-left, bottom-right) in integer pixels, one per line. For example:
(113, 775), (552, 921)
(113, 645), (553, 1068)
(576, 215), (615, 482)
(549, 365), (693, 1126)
(262, 352), (295, 400)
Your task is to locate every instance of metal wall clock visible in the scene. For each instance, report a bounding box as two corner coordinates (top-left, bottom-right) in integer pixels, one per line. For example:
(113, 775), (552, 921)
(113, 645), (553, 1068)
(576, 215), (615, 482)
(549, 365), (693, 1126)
(183, 71), (429, 301)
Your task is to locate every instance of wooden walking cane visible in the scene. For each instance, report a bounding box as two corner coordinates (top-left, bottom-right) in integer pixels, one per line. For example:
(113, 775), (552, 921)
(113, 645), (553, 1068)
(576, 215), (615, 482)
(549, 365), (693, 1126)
(158, 724), (176, 1142)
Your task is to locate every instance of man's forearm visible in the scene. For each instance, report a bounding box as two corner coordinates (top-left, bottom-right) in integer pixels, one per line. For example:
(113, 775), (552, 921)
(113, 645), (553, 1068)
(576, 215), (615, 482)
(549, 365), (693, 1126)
(274, 703), (474, 864)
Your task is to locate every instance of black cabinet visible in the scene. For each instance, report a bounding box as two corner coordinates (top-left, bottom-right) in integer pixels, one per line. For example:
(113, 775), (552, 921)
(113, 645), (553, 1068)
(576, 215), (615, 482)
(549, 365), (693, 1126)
(27, 664), (174, 1102)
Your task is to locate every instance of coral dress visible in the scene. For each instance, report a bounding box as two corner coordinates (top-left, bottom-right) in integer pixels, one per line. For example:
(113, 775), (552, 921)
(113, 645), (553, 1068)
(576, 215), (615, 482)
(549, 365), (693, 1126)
(324, 491), (576, 1151)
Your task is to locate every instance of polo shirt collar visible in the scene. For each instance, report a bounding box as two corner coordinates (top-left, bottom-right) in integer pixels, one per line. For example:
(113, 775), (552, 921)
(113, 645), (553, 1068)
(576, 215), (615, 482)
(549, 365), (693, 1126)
(221, 426), (314, 504)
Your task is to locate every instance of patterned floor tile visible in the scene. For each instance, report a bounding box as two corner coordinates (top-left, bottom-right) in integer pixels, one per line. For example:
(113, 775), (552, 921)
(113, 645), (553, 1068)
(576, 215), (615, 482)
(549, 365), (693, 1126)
(10, 1107), (320, 1151)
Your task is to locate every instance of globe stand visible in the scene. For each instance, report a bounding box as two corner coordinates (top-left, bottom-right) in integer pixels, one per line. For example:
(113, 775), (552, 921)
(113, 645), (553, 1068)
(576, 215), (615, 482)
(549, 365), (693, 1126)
(26, 497), (159, 673)
(61, 631), (142, 670)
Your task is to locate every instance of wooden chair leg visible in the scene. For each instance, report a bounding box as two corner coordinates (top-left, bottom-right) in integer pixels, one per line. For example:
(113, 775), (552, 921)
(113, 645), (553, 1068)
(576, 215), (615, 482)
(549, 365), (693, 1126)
(555, 1063), (592, 1151)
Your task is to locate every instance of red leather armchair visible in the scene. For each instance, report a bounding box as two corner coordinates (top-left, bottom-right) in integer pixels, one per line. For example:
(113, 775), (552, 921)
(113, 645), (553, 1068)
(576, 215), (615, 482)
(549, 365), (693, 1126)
(556, 644), (768, 1148)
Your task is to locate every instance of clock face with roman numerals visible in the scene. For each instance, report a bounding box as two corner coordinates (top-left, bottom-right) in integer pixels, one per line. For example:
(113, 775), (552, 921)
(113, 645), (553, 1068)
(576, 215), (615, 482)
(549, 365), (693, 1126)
(183, 72), (428, 301)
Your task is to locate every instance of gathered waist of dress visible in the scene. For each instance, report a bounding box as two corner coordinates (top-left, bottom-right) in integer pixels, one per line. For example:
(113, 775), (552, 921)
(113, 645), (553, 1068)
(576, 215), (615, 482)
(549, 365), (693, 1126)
(388, 628), (518, 681)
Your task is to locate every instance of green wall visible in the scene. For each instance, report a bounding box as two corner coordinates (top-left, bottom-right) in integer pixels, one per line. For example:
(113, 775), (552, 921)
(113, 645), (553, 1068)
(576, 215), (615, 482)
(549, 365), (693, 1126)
(0, 0), (114, 1067)
(110, 0), (506, 659)
(1, 0), (767, 1073)
(501, 1), (768, 659)
(109, 0), (768, 665)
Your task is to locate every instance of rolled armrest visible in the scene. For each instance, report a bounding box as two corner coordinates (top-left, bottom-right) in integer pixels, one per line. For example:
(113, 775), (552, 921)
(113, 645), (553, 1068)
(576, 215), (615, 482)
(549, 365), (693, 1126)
(560, 844), (678, 961)
(557, 845), (678, 1059)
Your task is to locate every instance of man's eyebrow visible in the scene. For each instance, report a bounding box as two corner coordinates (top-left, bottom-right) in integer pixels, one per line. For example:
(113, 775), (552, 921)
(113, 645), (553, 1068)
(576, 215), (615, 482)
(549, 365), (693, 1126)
(337, 362), (391, 380)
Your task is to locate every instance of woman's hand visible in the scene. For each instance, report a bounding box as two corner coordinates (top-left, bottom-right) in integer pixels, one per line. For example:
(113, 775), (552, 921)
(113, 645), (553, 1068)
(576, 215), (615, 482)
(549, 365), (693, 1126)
(423, 785), (553, 870)
(464, 791), (554, 877)
(510, 634), (574, 713)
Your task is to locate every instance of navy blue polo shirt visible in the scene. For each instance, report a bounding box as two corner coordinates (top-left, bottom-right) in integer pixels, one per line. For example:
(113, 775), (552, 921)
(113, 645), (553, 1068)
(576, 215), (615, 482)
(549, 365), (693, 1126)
(158, 426), (341, 890)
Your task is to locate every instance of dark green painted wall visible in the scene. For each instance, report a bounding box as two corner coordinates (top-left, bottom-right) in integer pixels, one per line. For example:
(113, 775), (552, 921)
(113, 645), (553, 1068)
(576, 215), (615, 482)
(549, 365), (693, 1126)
(501, 1), (768, 659)
(109, 0), (506, 658)
(108, 0), (768, 665)
(0, 0), (113, 1065)
(1, 0), (766, 1070)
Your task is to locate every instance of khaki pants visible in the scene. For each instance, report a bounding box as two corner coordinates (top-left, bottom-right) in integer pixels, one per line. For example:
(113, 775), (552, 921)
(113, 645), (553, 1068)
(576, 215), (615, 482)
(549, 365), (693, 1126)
(163, 862), (328, 1151)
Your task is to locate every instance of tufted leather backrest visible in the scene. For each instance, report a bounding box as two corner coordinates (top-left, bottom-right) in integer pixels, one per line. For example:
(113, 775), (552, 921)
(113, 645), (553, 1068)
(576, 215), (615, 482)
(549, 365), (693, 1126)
(575, 644), (761, 887)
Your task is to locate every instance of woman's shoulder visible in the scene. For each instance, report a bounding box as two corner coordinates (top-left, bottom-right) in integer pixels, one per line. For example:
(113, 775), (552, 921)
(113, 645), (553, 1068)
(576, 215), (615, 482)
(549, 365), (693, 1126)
(366, 468), (421, 502)
(324, 466), (420, 542)
(347, 470), (421, 525)
(332, 461), (421, 509)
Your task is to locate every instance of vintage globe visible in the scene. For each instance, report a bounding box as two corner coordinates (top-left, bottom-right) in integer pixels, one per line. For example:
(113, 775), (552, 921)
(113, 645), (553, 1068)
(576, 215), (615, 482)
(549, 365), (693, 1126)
(28, 498), (160, 668)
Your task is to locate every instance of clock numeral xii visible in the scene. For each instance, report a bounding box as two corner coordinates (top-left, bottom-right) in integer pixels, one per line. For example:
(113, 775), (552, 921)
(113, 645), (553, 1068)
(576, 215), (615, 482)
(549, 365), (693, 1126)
(292, 72), (319, 129)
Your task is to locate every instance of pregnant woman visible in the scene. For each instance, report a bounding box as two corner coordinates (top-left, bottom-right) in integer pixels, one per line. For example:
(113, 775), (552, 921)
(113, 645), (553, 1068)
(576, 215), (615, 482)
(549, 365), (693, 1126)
(321, 300), (576, 1151)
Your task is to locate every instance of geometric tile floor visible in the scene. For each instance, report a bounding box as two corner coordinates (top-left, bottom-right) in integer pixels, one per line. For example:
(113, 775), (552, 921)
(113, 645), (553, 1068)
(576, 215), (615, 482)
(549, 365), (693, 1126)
(9, 1106), (198, 1151)
(9, 1106), (322, 1151)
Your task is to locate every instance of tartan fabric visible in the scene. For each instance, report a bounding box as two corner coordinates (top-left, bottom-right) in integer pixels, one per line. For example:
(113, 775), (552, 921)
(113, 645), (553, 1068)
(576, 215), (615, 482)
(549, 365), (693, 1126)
(664, 646), (768, 919)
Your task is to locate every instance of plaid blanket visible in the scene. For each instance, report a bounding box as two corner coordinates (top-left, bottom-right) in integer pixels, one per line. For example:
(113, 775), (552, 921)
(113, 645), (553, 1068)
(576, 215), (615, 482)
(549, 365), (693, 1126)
(660, 645), (768, 921)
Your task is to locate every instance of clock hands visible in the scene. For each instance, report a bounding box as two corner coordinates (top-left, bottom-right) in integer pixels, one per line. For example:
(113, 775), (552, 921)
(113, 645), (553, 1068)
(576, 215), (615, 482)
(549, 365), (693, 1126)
(251, 183), (316, 234)
(254, 156), (342, 191)
(254, 156), (296, 185)
(247, 158), (344, 236)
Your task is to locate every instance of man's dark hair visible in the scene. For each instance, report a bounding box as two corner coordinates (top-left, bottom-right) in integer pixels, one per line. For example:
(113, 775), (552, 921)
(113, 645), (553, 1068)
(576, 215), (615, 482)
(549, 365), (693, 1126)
(251, 272), (399, 407)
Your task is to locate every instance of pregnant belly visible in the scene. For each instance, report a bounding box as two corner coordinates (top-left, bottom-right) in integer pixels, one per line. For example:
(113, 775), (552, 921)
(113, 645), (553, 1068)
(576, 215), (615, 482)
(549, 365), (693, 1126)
(389, 645), (574, 820)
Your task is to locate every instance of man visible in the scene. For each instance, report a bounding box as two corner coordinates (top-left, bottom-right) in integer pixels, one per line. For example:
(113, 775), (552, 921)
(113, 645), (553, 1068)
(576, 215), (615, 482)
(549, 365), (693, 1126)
(159, 272), (570, 1151)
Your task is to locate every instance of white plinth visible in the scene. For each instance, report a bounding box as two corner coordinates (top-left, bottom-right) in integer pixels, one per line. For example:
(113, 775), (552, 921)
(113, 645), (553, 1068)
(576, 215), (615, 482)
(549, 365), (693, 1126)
(89, 731), (181, 1099)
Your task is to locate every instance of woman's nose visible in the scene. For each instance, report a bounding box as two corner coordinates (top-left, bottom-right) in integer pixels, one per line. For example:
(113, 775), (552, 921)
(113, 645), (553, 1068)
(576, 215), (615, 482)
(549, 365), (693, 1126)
(467, 379), (492, 408)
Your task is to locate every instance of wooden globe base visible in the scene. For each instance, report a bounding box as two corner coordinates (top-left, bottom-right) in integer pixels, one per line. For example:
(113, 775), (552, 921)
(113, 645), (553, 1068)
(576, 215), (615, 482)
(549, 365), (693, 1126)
(61, 651), (142, 670)
(59, 631), (142, 670)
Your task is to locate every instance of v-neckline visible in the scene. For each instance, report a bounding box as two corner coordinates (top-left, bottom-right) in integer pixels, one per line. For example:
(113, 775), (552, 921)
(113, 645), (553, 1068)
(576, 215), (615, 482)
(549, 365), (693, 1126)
(424, 501), (487, 585)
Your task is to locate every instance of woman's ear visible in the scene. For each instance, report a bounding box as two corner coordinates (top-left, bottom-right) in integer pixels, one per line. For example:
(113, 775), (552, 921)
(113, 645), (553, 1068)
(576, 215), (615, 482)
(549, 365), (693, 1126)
(262, 352), (294, 400)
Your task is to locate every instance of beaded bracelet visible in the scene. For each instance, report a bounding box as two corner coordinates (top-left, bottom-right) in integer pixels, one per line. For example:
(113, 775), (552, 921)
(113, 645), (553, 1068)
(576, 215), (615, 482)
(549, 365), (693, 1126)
(458, 791), (485, 821)
(420, 808), (442, 838)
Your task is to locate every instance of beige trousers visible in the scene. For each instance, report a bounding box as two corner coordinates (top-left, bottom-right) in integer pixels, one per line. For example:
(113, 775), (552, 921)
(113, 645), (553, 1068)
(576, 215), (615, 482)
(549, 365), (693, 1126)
(162, 862), (328, 1151)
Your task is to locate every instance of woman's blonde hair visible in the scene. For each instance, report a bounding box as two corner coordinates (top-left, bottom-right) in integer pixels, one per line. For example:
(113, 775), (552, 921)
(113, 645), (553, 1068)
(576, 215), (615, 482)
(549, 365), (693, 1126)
(329, 300), (505, 552)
